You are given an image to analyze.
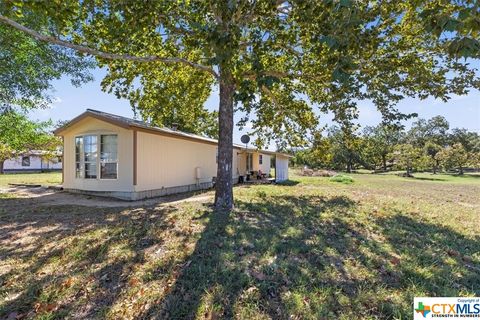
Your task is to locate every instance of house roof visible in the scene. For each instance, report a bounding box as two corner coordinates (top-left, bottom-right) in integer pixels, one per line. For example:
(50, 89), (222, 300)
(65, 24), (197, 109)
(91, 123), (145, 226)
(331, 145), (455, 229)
(12, 150), (62, 157)
(54, 109), (292, 157)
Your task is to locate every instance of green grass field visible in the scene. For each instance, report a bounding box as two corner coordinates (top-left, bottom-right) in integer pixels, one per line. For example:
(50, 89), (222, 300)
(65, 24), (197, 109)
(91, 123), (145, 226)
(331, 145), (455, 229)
(0, 171), (479, 319)
(0, 172), (61, 187)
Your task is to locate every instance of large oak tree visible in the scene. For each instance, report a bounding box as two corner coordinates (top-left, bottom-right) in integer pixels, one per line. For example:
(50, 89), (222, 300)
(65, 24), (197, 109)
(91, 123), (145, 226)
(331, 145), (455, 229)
(1, 0), (478, 210)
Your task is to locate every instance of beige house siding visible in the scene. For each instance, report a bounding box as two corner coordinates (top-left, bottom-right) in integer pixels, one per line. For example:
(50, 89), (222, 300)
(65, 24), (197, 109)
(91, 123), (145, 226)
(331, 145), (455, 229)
(251, 153), (271, 173)
(260, 153), (271, 174)
(235, 151), (247, 176)
(135, 130), (242, 192)
(62, 117), (134, 192)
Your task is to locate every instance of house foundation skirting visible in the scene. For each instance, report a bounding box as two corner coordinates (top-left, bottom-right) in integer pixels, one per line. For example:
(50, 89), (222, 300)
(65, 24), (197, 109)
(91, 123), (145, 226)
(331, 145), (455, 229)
(64, 178), (238, 201)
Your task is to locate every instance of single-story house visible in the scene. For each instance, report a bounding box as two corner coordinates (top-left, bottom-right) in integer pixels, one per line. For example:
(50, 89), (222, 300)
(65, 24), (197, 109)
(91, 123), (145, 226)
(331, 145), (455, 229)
(3, 151), (62, 173)
(54, 109), (291, 200)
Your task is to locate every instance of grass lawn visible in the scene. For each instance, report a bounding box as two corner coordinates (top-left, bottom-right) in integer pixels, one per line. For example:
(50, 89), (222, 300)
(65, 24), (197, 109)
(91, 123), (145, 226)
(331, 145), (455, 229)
(0, 172), (62, 187)
(0, 171), (479, 319)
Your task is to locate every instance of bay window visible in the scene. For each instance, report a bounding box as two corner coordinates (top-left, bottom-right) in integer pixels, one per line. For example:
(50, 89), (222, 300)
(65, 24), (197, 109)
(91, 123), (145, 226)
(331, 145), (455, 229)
(75, 134), (117, 179)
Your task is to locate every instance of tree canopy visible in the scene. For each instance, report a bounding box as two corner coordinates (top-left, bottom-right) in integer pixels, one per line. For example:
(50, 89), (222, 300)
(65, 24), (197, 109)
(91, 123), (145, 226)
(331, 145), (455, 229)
(1, 0), (479, 208)
(0, 17), (93, 111)
(293, 115), (480, 175)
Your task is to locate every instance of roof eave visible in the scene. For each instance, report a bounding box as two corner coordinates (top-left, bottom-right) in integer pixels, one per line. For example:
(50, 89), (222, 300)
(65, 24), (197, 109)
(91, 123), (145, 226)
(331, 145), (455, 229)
(53, 111), (131, 135)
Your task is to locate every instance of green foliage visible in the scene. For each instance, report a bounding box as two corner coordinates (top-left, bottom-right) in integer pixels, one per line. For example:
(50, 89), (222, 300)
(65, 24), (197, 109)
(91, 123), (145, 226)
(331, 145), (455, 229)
(329, 174), (354, 184)
(389, 144), (425, 175)
(292, 131), (333, 169)
(0, 110), (60, 172)
(437, 143), (470, 174)
(362, 124), (404, 171)
(101, 56), (218, 137)
(0, 22), (93, 110)
(2, 0), (479, 144)
(407, 116), (450, 147)
(327, 126), (364, 172)
(424, 141), (443, 173)
(449, 128), (480, 153)
(296, 116), (480, 176)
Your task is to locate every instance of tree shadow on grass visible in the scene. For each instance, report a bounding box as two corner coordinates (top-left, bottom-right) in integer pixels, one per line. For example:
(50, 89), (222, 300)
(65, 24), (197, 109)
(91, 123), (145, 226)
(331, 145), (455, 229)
(2, 190), (479, 319)
(142, 194), (480, 319)
(0, 199), (181, 319)
(411, 176), (447, 181)
(376, 213), (480, 295)
(274, 179), (300, 186)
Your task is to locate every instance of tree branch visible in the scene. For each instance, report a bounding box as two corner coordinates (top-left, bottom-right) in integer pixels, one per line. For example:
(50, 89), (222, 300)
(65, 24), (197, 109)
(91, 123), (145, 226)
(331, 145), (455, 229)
(0, 15), (219, 79)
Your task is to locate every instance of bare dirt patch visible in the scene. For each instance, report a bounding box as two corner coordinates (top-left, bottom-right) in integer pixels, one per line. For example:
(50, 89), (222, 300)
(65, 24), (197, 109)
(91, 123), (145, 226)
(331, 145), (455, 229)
(0, 186), (214, 208)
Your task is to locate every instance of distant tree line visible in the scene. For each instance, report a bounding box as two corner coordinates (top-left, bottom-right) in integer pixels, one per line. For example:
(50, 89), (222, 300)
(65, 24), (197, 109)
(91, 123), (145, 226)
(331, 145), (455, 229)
(291, 116), (480, 175)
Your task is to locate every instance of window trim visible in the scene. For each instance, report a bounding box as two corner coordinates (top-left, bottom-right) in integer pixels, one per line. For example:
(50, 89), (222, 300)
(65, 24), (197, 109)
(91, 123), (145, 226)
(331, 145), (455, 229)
(259, 154), (263, 165)
(74, 133), (118, 181)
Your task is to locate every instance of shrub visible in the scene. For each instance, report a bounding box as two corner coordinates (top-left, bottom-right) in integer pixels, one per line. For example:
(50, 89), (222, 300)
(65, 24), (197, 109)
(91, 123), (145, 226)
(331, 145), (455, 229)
(330, 174), (354, 184)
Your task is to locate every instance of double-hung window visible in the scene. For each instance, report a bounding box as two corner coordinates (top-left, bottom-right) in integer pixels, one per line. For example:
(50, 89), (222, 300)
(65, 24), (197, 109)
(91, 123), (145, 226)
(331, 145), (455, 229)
(100, 135), (118, 179)
(84, 135), (97, 178)
(75, 137), (84, 178)
(75, 134), (117, 179)
(259, 154), (263, 165)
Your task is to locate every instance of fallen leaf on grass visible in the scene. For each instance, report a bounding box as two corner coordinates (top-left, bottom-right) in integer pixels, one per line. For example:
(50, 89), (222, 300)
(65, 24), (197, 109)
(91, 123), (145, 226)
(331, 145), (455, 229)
(246, 286), (257, 294)
(447, 249), (461, 257)
(61, 277), (74, 289)
(250, 270), (266, 281)
(204, 310), (221, 320)
(390, 257), (401, 266)
(34, 302), (58, 313)
(129, 277), (140, 286)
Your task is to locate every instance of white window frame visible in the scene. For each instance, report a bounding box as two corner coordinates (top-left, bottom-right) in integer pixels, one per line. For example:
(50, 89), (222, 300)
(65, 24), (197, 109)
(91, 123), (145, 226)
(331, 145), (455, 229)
(74, 133), (118, 180)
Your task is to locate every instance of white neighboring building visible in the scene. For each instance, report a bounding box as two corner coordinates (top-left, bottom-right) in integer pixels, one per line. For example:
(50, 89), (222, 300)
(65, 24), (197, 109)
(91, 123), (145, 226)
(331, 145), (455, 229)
(3, 151), (62, 172)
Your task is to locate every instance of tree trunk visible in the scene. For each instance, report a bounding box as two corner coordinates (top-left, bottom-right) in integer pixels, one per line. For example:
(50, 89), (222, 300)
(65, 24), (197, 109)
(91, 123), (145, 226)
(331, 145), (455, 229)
(0, 160), (4, 174)
(382, 154), (387, 171)
(433, 159), (438, 174)
(459, 166), (464, 175)
(214, 69), (235, 211)
(346, 161), (352, 173)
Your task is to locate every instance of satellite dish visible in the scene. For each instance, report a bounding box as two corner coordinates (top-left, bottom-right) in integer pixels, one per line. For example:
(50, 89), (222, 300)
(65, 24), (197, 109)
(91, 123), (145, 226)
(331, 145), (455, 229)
(241, 134), (250, 144)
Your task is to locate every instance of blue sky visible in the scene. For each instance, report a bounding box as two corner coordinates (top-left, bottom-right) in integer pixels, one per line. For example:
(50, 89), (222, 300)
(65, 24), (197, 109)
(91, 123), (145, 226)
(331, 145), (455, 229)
(29, 67), (480, 149)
